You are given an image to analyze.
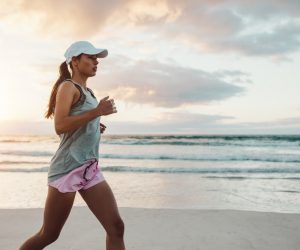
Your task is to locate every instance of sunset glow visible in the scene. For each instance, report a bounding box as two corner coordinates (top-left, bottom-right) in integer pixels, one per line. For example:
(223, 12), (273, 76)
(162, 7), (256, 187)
(0, 0), (299, 135)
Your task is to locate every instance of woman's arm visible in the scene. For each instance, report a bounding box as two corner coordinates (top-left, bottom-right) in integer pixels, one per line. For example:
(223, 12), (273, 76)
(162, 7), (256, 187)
(54, 81), (116, 135)
(54, 81), (100, 135)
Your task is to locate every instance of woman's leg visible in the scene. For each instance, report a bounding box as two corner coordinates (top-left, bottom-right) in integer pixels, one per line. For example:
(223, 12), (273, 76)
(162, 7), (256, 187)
(78, 180), (125, 250)
(19, 186), (76, 250)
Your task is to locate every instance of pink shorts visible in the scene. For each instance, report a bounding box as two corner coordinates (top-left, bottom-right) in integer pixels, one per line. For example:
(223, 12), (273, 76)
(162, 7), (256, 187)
(48, 159), (105, 193)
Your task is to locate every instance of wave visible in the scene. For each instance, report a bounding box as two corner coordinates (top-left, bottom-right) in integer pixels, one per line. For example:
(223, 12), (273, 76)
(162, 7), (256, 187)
(99, 135), (300, 147)
(205, 176), (300, 180)
(0, 167), (49, 172)
(0, 150), (53, 157)
(0, 136), (57, 143)
(102, 140), (299, 147)
(1, 135), (300, 146)
(1, 165), (300, 174)
(277, 190), (300, 193)
(0, 160), (49, 165)
(1, 153), (300, 163)
(100, 166), (300, 174)
(0, 139), (32, 143)
(3, 140), (297, 147)
(100, 153), (300, 163)
(103, 135), (300, 141)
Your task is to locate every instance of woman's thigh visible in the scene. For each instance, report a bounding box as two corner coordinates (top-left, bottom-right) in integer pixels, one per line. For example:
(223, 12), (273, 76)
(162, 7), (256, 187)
(78, 180), (124, 233)
(41, 186), (76, 238)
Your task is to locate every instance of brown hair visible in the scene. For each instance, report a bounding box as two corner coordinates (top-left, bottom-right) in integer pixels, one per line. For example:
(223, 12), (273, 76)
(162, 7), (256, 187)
(44, 54), (82, 119)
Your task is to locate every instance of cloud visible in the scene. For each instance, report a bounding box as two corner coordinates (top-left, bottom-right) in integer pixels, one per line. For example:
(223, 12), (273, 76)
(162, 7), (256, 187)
(267, 116), (300, 127)
(212, 70), (252, 85)
(1, 0), (123, 37)
(217, 21), (300, 56)
(36, 54), (247, 108)
(171, 1), (300, 57)
(232, 0), (300, 20)
(88, 55), (247, 108)
(2, 0), (299, 58)
(32, 55), (248, 108)
(124, 0), (300, 57)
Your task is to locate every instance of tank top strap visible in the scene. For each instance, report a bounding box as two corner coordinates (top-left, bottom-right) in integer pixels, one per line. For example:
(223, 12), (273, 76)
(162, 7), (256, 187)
(86, 87), (96, 98)
(65, 79), (96, 99)
(64, 78), (85, 92)
(64, 78), (86, 107)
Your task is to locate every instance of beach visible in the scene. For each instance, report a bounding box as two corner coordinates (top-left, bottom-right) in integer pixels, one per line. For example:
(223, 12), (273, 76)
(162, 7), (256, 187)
(2, 206), (299, 250)
(1, 134), (300, 249)
(1, 0), (300, 247)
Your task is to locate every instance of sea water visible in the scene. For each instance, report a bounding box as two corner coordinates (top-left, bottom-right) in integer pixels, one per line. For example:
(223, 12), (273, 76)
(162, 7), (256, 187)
(0, 134), (299, 213)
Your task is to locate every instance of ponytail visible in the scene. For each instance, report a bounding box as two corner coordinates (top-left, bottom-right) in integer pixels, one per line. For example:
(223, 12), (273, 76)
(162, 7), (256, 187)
(45, 54), (83, 119)
(44, 61), (72, 119)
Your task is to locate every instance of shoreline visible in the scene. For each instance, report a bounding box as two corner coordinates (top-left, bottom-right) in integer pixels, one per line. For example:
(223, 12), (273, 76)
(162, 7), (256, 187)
(3, 205), (300, 214)
(3, 206), (300, 250)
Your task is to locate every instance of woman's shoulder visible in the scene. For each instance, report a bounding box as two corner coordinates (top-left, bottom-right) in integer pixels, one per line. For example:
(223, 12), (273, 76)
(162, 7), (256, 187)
(58, 80), (78, 92)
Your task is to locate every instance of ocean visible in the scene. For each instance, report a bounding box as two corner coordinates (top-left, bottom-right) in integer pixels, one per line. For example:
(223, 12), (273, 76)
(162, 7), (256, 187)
(0, 134), (299, 213)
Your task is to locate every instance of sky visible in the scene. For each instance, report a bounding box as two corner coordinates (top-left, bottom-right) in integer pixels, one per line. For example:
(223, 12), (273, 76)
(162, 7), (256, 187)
(0, 0), (299, 135)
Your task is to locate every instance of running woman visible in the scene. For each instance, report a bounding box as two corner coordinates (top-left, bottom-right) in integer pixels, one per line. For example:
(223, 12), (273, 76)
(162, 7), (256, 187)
(19, 41), (125, 250)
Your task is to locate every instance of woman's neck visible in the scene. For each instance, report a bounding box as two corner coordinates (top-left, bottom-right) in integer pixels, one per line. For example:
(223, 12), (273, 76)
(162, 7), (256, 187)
(71, 75), (88, 90)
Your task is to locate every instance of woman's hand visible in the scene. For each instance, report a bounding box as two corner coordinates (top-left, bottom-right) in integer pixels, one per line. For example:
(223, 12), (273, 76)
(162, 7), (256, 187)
(96, 96), (117, 116)
(100, 122), (106, 134)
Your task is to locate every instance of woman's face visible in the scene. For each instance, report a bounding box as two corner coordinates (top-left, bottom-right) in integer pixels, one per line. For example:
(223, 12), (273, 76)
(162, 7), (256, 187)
(73, 53), (99, 77)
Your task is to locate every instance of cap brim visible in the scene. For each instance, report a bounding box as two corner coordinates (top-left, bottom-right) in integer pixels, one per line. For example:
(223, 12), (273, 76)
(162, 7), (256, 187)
(85, 48), (108, 58)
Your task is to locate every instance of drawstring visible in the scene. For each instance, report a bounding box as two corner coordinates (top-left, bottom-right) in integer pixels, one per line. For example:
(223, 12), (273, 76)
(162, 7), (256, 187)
(83, 159), (98, 181)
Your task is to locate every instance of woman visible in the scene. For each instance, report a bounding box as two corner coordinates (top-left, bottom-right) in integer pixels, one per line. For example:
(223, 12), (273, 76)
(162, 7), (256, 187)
(19, 41), (125, 250)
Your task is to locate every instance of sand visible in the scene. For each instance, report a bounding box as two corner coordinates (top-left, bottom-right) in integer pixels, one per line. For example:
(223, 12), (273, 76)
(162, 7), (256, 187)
(1, 206), (300, 250)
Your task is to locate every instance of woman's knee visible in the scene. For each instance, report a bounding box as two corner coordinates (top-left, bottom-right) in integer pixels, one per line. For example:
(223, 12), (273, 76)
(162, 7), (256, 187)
(39, 227), (60, 244)
(107, 218), (125, 238)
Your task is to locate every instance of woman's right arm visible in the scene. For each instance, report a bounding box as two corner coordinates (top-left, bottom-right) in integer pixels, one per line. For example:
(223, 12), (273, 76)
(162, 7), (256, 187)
(54, 81), (116, 135)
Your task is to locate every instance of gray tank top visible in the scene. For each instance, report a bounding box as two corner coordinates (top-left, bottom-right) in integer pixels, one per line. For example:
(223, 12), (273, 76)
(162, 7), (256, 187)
(48, 79), (101, 184)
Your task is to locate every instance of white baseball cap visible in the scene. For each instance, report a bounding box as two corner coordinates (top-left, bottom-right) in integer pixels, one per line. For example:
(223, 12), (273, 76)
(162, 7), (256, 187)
(64, 41), (108, 64)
